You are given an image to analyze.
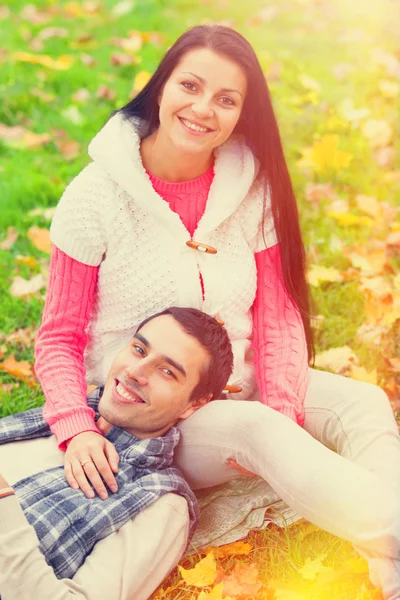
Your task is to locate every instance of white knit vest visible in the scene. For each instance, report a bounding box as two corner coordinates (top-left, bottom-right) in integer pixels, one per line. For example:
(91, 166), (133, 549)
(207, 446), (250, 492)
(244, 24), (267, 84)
(50, 115), (277, 398)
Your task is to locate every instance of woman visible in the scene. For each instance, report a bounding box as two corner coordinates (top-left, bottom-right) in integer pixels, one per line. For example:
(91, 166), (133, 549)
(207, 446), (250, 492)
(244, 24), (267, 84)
(35, 25), (400, 598)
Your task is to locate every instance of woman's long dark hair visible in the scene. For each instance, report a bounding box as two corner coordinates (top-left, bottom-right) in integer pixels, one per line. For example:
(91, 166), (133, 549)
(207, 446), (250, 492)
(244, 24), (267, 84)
(116, 25), (314, 362)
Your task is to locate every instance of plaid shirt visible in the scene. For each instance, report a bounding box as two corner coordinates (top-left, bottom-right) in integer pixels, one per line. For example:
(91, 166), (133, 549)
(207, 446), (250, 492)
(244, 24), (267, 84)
(0, 387), (199, 579)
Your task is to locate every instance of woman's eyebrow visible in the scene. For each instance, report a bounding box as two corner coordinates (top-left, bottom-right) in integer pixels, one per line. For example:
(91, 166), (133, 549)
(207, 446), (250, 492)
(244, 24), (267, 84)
(180, 71), (243, 97)
(134, 333), (187, 378)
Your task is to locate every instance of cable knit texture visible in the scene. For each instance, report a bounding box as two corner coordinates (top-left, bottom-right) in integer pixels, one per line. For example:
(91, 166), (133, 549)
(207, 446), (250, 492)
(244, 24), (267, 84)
(252, 245), (308, 425)
(35, 113), (308, 448)
(35, 247), (100, 449)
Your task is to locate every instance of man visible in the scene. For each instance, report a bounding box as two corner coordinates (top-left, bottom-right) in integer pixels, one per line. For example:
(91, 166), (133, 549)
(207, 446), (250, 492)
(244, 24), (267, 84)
(0, 307), (233, 600)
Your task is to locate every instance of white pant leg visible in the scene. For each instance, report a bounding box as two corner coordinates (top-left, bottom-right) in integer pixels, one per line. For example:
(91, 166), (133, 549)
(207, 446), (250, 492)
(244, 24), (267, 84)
(175, 392), (400, 598)
(303, 368), (400, 599)
(0, 438), (189, 600)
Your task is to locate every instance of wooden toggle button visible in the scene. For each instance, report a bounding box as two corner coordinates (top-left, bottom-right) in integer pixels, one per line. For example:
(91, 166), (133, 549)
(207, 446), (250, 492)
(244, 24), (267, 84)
(223, 385), (243, 393)
(216, 319), (225, 326)
(186, 240), (217, 254)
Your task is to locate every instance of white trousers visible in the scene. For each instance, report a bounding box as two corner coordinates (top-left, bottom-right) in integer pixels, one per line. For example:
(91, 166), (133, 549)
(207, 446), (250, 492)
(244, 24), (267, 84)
(175, 368), (400, 600)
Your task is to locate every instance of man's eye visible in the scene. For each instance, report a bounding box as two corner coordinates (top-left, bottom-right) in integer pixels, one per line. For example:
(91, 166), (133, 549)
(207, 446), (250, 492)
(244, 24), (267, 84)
(161, 368), (176, 379)
(182, 81), (197, 92)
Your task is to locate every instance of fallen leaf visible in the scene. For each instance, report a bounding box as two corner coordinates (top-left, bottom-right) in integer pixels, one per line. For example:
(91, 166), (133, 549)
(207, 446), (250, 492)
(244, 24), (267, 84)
(30, 26), (68, 51)
(132, 70), (152, 94)
(12, 51), (74, 71)
(350, 366), (378, 385)
(5, 328), (35, 348)
(31, 88), (55, 102)
(220, 562), (263, 597)
(359, 276), (392, 299)
(20, 4), (51, 25)
(0, 123), (51, 149)
(61, 105), (85, 125)
(298, 135), (352, 174)
(314, 346), (357, 374)
(178, 551), (217, 587)
(55, 138), (81, 160)
(371, 48), (400, 78)
(0, 6), (10, 20)
(327, 212), (372, 227)
(343, 556), (369, 575)
(200, 542), (252, 559)
(110, 52), (135, 66)
(274, 591), (308, 600)
(0, 227), (19, 250)
(15, 255), (38, 269)
(387, 231), (400, 248)
(28, 207), (56, 220)
(374, 146), (395, 168)
(332, 63), (353, 82)
(308, 265), (343, 287)
(298, 554), (329, 581)
(198, 583), (235, 600)
(112, 32), (143, 53)
(346, 250), (387, 275)
(356, 323), (389, 347)
(305, 183), (335, 206)
(387, 358), (400, 372)
(355, 195), (382, 219)
(97, 84), (116, 100)
(27, 226), (51, 253)
(80, 53), (96, 67)
(10, 273), (46, 297)
(112, 0), (135, 17)
(0, 354), (37, 388)
(379, 80), (400, 98)
(339, 98), (370, 123)
(362, 119), (393, 148)
(72, 88), (91, 102)
(299, 74), (321, 94)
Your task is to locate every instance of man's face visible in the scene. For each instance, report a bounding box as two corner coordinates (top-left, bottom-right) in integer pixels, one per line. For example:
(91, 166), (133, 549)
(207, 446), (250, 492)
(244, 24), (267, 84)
(98, 315), (211, 438)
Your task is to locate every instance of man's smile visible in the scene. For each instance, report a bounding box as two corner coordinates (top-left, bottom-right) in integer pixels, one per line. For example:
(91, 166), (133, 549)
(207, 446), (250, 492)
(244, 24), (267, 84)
(113, 379), (146, 405)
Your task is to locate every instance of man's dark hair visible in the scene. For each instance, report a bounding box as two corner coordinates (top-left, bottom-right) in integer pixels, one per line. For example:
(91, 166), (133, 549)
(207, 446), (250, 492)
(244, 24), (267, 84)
(135, 307), (233, 402)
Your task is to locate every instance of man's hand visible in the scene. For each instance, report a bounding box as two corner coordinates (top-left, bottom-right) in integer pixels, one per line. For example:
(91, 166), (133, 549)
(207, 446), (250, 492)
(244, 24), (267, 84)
(227, 459), (259, 478)
(0, 473), (10, 489)
(64, 432), (120, 500)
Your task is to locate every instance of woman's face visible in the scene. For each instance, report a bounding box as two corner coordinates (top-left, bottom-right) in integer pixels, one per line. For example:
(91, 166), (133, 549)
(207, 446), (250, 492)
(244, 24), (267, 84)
(157, 47), (247, 155)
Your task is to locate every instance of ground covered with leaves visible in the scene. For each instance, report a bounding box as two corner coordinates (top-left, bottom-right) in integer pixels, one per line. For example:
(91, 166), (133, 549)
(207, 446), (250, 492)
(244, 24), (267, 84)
(0, 0), (399, 598)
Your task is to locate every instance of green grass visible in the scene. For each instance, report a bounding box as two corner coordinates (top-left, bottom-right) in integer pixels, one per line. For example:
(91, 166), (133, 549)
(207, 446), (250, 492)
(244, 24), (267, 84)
(1, 0), (399, 597)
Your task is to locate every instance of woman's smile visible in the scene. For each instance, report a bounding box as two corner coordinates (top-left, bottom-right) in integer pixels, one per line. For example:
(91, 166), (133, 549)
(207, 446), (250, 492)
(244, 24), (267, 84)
(177, 116), (214, 136)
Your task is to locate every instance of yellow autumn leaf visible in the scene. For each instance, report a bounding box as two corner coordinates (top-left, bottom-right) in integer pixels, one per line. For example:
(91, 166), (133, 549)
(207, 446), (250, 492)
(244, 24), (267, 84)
(198, 583), (235, 600)
(327, 211), (372, 227)
(13, 52), (74, 71)
(200, 541), (252, 559)
(0, 354), (37, 388)
(27, 226), (51, 253)
(350, 366), (378, 385)
(314, 346), (357, 374)
(10, 273), (46, 297)
(346, 250), (387, 274)
(298, 74), (321, 93)
(132, 70), (152, 93)
(355, 195), (382, 219)
(298, 135), (352, 174)
(308, 265), (343, 287)
(379, 80), (400, 98)
(298, 554), (330, 581)
(15, 255), (38, 269)
(178, 551), (217, 587)
(274, 590), (308, 600)
(344, 556), (370, 575)
(362, 119), (393, 148)
(0, 226), (18, 250)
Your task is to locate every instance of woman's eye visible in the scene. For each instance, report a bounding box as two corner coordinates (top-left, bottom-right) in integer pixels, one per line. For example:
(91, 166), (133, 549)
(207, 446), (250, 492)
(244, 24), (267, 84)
(220, 97), (235, 106)
(182, 81), (197, 92)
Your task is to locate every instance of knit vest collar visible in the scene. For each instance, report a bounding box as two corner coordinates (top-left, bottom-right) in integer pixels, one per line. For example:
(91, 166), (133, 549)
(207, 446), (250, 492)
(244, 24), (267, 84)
(88, 114), (258, 238)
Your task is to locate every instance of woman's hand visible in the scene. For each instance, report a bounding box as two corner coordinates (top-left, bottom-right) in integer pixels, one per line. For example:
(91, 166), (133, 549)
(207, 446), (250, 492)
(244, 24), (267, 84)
(227, 459), (258, 478)
(64, 432), (120, 500)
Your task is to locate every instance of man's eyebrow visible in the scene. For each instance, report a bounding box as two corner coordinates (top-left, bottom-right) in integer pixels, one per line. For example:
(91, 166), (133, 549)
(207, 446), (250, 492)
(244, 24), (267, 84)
(134, 332), (187, 378)
(180, 71), (243, 97)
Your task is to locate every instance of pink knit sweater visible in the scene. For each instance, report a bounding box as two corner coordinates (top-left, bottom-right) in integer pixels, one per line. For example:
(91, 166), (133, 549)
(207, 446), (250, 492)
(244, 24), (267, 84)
(35, 166), (308, 450)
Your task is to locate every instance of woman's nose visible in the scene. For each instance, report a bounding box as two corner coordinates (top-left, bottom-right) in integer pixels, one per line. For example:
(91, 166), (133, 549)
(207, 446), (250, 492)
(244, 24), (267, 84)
(192, 101), (214, 119)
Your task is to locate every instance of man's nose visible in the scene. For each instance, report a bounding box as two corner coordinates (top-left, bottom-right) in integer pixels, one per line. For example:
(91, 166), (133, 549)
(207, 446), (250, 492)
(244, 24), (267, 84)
(125, 362), (149, 386)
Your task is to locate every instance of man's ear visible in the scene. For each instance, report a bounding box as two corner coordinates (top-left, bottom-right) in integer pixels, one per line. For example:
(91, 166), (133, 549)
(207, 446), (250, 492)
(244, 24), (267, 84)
(179, 393), (213, 420)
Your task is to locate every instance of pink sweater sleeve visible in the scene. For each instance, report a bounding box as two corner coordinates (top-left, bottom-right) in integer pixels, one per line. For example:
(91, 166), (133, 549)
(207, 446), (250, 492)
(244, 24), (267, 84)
(34, 246), (101, 450)
(252, 244), (308, 426)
